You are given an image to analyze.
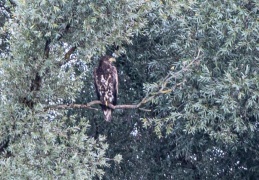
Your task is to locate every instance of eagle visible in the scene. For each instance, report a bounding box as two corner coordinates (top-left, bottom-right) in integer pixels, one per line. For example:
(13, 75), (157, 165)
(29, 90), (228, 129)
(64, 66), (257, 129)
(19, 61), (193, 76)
(94, 55), (118, 121)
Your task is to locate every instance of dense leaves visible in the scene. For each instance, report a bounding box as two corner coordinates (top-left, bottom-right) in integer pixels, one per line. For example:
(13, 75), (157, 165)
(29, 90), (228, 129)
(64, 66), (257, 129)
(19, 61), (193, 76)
(0, 0), (259, 179)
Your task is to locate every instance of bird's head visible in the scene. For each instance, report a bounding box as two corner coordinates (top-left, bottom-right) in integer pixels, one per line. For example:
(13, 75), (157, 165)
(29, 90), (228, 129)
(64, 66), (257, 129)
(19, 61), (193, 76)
(108, 57), (116, 63)
(99, 56), (116, 67)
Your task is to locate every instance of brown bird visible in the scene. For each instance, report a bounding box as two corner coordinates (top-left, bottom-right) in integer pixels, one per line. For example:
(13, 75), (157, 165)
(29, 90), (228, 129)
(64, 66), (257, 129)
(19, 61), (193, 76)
(94, 55), (118, 121)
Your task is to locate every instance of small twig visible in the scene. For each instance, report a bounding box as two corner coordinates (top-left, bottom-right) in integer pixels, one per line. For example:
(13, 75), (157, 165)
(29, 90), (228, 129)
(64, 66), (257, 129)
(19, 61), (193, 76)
(154, 48), (202, 95)
(167, 48), (201, 81)
(139, 108), (152, 112)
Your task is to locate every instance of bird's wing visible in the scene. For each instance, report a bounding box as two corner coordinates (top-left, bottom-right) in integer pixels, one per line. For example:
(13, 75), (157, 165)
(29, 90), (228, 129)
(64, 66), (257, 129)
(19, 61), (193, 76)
(93, 68), (101, 100)
(112, 66), (118, 105)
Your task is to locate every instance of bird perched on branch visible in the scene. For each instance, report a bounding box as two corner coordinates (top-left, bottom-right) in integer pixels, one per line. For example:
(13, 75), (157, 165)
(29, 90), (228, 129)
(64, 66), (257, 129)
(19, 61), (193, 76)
(94, 55), (118, 121)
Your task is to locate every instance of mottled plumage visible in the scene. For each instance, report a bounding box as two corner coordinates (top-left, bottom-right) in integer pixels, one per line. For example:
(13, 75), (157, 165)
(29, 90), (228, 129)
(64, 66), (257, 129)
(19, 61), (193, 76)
(94, 55), (118, 121)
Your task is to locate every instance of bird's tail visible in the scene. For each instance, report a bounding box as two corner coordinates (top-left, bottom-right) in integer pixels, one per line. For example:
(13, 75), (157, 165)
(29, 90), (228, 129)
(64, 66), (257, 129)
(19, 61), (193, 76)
(102, 106), (112, 122)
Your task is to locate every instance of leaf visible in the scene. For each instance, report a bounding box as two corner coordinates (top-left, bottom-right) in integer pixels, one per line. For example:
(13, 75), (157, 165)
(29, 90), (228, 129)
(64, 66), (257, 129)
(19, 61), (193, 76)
(114, 154), (122, 164)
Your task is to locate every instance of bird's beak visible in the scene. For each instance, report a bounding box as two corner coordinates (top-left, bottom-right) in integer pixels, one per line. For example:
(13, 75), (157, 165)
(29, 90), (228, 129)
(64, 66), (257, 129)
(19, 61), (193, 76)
(109, 57), (116, 62)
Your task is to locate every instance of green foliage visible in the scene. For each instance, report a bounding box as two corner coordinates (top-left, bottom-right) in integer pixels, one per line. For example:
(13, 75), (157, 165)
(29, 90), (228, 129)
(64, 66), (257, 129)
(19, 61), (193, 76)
(135, 0), (259, 178)
(143, 0), (259, 140)
(1, 0), (259, 179)
(0, 0), (13, 57)
(1, 118), (110, 179)
(101, 0), (259, 179)
(0, 0), (163, 178)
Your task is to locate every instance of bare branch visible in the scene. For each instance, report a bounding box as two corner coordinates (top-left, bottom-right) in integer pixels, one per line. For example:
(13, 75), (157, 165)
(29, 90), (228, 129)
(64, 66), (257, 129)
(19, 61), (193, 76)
(46, 101), (101, 111)
(45, 98), (152, 112)
(151, 48), (203, 97)
(163, 48), (202, 83)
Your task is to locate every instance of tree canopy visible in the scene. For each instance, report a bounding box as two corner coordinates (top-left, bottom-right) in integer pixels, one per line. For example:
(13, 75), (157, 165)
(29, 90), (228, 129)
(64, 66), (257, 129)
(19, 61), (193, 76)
(0, 0), (259, 179)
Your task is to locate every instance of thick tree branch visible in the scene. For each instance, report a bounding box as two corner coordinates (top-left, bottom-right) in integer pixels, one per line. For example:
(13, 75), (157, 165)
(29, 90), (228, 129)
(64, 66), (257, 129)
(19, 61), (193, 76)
(45, 98), (151, 112)
(56, 46), (77, 67)
(44, 38), (51, 58)
(47, 101), (100, 111)
(64, 46), (76, 60)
